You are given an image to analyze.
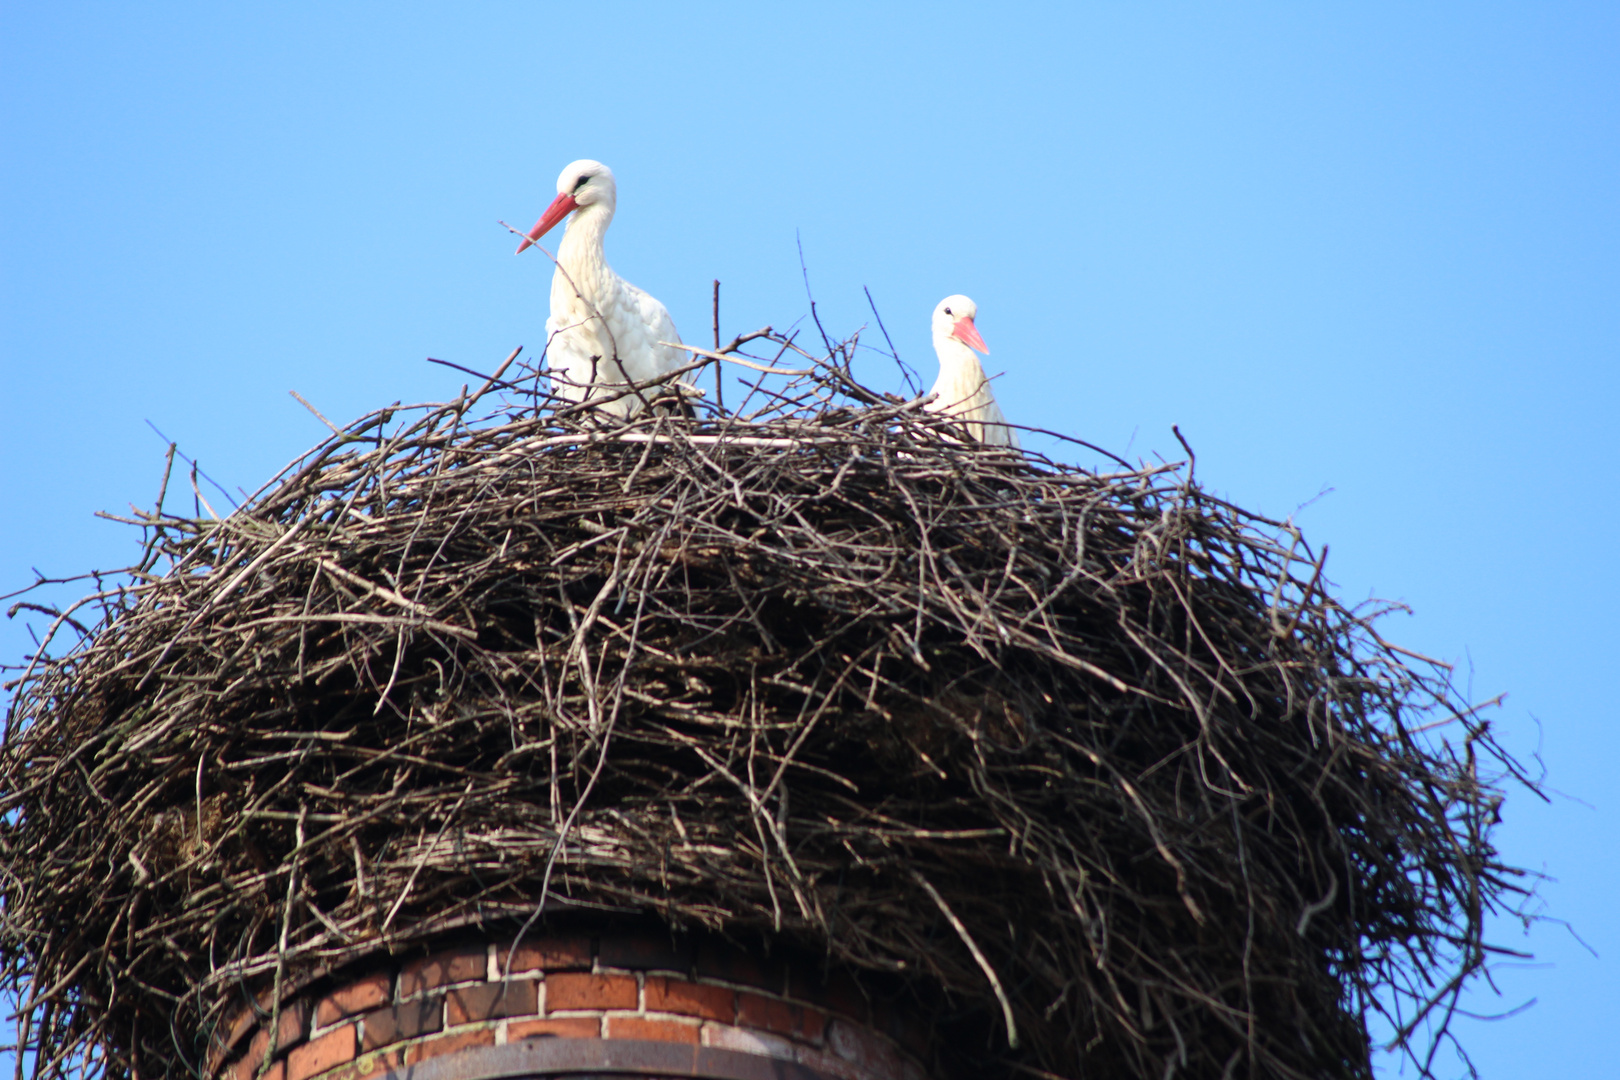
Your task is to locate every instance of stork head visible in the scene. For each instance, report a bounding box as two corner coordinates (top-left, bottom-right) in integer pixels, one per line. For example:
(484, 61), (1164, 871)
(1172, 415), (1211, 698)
(932, 294), (989, 355)
(515, 159), (617, 254)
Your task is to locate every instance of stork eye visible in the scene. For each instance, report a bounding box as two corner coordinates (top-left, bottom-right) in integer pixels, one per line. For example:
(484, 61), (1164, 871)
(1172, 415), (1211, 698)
(943, 307), (953, 315)
(573, 176), (590, 192)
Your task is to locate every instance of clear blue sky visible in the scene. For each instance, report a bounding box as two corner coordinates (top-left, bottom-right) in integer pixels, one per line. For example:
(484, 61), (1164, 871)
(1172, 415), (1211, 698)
(3, 4), (1615, 1076)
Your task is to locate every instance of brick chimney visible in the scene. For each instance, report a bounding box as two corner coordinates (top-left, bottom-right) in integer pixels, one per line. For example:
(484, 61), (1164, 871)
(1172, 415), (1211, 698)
(211, 930), (930, 1080)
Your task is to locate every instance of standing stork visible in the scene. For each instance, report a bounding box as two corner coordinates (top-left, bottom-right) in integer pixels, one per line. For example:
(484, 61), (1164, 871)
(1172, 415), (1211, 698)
(516, 160), (689, 416)
(926, 295), (1019, 448)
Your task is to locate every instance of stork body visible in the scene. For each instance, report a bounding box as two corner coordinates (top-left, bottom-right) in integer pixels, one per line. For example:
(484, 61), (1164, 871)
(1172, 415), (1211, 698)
(926, 295), (1018, 448)
(517, 160), (688, 416)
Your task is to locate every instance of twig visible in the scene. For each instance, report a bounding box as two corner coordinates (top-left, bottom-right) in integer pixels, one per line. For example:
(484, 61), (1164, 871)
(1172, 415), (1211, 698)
(145, 420), (240, 510)
(289, 391), (341, 436)
(712, 280), (723, 413)
(658, 340), (811, 376)
(911, 869), (1020, 1049)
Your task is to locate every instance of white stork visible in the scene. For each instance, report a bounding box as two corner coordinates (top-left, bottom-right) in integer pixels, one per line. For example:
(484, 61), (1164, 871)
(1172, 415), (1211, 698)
(926, 295), (1019, 448)
(516, 160), (689, 416)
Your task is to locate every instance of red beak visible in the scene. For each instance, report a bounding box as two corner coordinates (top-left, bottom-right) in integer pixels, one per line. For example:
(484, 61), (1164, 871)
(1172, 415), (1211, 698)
(515, 192), (579, 254)
(952, 316), (989, 355)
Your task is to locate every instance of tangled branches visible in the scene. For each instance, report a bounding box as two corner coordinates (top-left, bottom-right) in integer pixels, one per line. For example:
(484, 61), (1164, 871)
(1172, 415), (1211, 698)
(2, 332), (1532, 1080)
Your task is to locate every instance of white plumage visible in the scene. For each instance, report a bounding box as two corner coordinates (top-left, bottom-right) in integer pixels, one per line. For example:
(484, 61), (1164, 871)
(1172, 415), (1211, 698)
(516, 160), (689, 416)
(925, 295), (1018, 448)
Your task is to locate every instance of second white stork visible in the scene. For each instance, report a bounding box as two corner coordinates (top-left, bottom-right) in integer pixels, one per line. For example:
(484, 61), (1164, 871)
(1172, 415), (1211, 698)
(926, 295), (1019, 448)
(516, 159), (689, 416)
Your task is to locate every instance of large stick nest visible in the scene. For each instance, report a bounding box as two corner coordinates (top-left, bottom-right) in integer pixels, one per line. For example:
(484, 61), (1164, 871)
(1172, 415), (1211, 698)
(2, 335), (1530, 1080)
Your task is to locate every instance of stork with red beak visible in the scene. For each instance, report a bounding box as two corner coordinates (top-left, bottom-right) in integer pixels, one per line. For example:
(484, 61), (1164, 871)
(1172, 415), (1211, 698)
(925, 295), (1019, 448)
(516, 159), (689, 416)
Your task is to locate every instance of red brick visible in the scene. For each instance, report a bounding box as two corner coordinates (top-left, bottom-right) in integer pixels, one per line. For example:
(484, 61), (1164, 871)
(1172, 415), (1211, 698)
(359, 997), (443, 1050)
(216, 983), (306, 1069)
(446, 981), (538, 1025)
(790, 969), (868, 1023)
(694, 942), (780, 992)
(319, 1044), (406, 1080)
(271, 1002), (312, 1051)
(543, 973), (636, 1012)
(497, 936), (592, 975)
(233, 1056), (285, 1080)
(211, 1005), (262, 1073)
(799, 1007), (827, 1044)
(404, 1028), (496, 1064)
(399, 947), (486, 997)
(286, 1025), (356, 1080)
(737, 993), (801, 1038)
(644, 977), (734, 1022)
(507, 1017), (601, 1040)
(232, 1002), (309, 1080)
(234, 1033), (269, 1080)
(604, 1016), (700, 1045)
(224, 1006), (260, 1051)
(316, 974), (392, 1028)
(598, 933), (691, 973)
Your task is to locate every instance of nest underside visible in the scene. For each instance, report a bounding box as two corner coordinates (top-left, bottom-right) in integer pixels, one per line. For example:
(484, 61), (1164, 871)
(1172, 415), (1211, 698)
(1, 355), (1526, 1080)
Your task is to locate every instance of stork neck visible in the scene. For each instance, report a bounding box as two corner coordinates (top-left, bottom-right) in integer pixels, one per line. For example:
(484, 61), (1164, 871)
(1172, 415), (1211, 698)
(557, 201), (613, 277)
(934, 334), (981, 372)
